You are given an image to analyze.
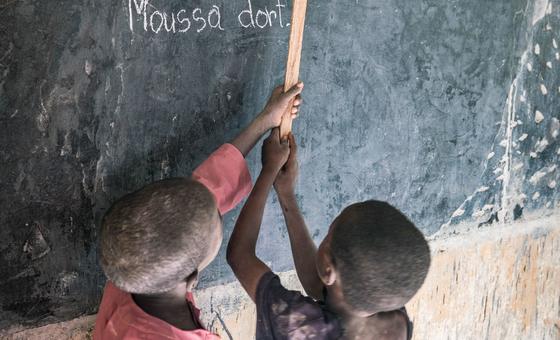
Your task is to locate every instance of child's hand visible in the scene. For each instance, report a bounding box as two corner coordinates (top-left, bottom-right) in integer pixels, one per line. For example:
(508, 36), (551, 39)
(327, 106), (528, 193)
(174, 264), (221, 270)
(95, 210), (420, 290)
(274, 133), (298, 195)
(262, 128), (290, 174)
(259, 82), (304, 129)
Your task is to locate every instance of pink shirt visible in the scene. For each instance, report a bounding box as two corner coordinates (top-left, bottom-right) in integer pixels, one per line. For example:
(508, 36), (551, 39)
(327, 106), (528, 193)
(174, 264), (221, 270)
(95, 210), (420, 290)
(94, 144), (252, 340)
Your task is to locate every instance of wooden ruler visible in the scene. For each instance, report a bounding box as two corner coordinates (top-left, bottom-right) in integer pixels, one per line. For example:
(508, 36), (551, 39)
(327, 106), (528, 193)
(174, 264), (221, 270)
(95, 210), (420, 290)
(280, 0), (308, 140)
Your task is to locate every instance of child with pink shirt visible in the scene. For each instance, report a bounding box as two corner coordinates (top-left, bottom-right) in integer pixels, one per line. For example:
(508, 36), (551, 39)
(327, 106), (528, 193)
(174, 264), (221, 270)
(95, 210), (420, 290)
(93, 83), (304, 340)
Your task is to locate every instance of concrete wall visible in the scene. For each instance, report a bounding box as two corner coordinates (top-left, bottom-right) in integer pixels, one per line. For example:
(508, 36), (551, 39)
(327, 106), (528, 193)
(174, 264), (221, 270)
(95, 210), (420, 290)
(3, 211), (558, 340)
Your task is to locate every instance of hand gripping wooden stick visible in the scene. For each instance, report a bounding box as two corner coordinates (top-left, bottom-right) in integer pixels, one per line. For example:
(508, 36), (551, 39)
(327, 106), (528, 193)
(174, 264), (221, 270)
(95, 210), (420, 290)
(279, 0), (308, 140)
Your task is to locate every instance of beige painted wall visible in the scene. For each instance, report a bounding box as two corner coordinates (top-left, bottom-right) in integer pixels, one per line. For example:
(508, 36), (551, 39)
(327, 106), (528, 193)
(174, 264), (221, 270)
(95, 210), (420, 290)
(3, 212), (558, 340)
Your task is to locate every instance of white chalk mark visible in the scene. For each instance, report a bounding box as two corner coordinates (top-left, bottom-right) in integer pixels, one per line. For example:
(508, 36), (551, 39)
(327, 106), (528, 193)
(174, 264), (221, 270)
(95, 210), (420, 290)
(534, 138), (549, 153)
(451, 208), (465, 218)
(482, 204), (494, 211)
(472, 204), (495, 218)
(487, 152), (495, 160)
(532, 192), (540, 200)
(532, 0), (550, 25)
(535, 110), (544, 124)
(535, 43), (540, 55)
(496, 71), (521, 223)
(529, 169), (547, 185)
(477, 186), (490, 193)
(554, 38), (558, 49)
(85, 60), (92, 76)
(548, 180), (557, 189)
(546, 61), (552, 69)
(472, 210), (486, 218)
(499, 139), (508, 147)
(540, 84), (548, 95)
(550, 118), (559, 139)
(518, 133), (528, 141)
(513, 162), (524, 171)
(527, 63), (533, 72)
(530, 152), (538, 158)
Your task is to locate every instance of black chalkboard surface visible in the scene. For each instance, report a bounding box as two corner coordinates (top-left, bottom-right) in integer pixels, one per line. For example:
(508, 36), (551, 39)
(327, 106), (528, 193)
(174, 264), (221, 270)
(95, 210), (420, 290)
(0, 0), (558, 329)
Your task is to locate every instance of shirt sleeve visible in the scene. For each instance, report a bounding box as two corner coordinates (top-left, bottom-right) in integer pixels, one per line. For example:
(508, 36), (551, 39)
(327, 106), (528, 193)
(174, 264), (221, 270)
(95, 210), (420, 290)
(255, 272), (341, 340)
(191, 143), (252, 215)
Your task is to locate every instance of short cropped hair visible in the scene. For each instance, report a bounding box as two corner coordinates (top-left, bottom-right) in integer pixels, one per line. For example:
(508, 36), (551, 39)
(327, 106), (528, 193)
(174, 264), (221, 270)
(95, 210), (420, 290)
(100, 178), (217, 294)
(331, 201), (430, 314)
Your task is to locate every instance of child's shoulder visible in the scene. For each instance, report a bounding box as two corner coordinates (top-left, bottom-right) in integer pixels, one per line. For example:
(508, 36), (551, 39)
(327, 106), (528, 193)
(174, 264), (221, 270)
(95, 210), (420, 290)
(255, 271), (342, 339)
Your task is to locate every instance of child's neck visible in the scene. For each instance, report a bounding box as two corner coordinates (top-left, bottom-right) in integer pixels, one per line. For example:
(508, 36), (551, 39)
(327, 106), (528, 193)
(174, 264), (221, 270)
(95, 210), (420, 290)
(326, 296), (369, 339)
(132, 285), (199, 331)
(324, 286), (388, 340)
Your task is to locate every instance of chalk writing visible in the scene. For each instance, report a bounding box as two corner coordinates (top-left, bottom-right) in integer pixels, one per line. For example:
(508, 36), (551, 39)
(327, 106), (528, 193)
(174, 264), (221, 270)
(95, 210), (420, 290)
(238, 0), (286, 28)
(129, 0), (224, 33)
(128, 0), (287, 34)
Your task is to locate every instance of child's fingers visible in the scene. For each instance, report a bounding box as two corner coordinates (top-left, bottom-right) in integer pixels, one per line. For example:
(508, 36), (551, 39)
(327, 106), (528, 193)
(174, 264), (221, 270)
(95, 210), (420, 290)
(293, 96), (302, 106)
(291, 107), (299, 114)
(288, 133), (298, 160)
(269, 127), (280, 140)
(283, 82), (304, 101)
(273, 85), (284, 95)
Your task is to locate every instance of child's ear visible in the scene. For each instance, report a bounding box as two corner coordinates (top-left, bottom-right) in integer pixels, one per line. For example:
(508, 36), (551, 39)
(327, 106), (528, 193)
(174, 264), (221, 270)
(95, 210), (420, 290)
(317, 252), (337, 286)
(185, 270), (199, 290)
(322, 266), (337, 286)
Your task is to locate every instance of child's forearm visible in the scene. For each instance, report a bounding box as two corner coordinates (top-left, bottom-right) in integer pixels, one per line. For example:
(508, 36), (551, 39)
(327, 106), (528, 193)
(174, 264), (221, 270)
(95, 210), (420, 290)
(230, 115), (268, 157)
(229, 168), (276, 251)
(277, 191), (324, 300)
(227, 168), (277, 301)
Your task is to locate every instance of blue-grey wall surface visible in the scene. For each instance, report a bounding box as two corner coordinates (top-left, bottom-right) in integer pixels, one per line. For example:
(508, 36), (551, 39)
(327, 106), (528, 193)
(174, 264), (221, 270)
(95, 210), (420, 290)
(0, 0), (558, 329)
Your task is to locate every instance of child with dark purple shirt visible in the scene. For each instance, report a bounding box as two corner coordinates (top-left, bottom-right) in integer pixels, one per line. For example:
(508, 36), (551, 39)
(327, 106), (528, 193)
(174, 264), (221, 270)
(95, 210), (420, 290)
(227, 132), (431, 340)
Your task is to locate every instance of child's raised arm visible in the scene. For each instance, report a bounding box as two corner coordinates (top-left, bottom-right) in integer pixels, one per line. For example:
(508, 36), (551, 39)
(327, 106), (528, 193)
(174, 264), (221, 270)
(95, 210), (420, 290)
(227, 128), (291, 301)
(274, 134), (324, 300)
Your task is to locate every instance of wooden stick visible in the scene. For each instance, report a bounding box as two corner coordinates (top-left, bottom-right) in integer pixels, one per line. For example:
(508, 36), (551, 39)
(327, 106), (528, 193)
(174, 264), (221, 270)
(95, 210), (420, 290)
(280, 0), (308, 140)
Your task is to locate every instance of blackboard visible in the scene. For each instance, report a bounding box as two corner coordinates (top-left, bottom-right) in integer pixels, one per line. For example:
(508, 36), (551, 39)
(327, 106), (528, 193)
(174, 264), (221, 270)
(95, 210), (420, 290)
(0, 0), (558, 329)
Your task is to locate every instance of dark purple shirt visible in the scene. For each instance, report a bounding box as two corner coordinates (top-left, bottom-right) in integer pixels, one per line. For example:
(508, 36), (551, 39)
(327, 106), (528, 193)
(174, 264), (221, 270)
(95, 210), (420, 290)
(255, 272), (413, 340)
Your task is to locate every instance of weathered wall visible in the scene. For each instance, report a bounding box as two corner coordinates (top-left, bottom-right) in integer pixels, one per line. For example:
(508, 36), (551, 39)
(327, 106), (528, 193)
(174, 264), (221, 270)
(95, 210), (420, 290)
(1, 0), (559, 332)
(3, 212), (558, 339)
